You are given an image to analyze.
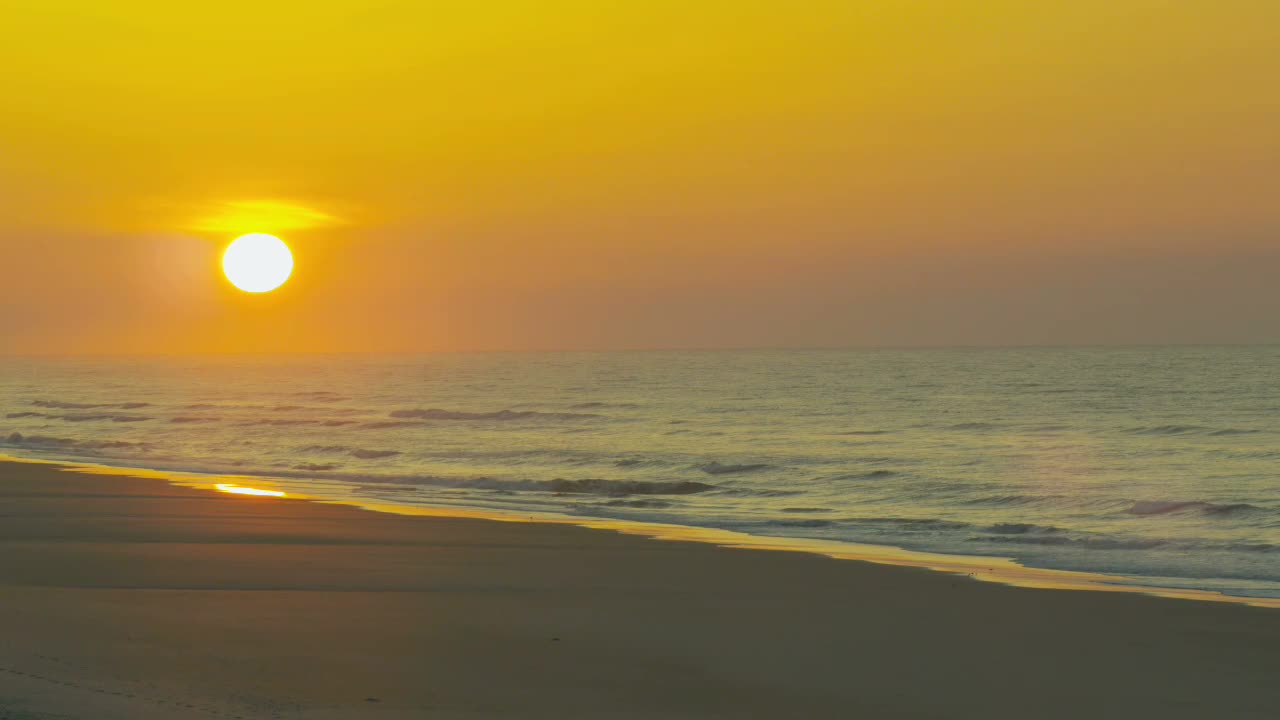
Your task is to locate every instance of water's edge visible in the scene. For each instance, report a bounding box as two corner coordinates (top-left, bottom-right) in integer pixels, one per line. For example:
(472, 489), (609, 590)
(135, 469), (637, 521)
(7, 453), (1276, 610)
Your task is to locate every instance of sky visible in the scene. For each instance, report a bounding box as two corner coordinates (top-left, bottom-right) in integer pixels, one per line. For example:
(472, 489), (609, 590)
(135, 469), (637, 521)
(1, 1), (1278, 354)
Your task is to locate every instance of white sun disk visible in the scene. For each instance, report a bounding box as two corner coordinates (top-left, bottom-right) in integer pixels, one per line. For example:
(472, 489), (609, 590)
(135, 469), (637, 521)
(223, 234), (293, 293)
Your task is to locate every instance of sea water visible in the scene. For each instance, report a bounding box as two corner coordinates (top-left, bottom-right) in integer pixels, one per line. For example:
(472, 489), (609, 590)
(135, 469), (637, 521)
(2, 347), (1277, 599)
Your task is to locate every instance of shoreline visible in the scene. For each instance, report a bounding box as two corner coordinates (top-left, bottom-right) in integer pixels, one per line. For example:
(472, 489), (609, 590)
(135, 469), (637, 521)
(2, 459), (1278, 718)
(6, 453), (1278, 609)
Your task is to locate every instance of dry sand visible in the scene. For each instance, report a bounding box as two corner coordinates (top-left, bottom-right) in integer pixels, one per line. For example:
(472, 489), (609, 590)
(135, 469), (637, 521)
(0, 460), (1276, 719)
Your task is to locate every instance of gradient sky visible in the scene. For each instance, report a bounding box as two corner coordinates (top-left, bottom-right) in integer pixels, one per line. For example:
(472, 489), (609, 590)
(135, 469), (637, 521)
(2, 1), (1278, 354)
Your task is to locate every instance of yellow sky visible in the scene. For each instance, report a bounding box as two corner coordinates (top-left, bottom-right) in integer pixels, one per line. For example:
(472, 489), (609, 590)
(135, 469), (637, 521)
(2, 1), (1278, 353)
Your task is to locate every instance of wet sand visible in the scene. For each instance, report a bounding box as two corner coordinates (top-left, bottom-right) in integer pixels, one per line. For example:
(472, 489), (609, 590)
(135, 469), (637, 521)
(0, 460), (1277, 719)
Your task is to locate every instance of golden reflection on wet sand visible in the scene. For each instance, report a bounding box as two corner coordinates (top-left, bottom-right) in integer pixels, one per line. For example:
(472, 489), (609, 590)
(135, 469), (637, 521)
(215, 483), (287, 497)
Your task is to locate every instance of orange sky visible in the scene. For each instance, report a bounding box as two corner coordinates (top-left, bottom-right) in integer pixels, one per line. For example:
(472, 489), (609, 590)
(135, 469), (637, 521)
(2, 1), (1278, 353)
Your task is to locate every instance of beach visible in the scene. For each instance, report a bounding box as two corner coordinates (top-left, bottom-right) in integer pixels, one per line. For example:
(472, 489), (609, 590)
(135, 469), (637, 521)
(1, 460), (1277, 719)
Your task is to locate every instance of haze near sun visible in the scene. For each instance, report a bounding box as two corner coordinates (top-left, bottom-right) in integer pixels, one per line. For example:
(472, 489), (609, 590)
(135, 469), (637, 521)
(223, 234), (293, 293)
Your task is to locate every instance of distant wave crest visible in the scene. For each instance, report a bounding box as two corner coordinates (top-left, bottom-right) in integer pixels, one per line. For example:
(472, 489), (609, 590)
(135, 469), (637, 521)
(1127, 500), (1261, 517)
(699, 461), (770, 475)
(10, 411), (151, 423)
(1122, 425), (1262, 437)
(390, 408), (599, 421)
(33, 400), (150, 410)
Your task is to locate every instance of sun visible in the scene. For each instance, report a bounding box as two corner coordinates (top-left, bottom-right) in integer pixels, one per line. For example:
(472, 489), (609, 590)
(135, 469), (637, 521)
(222, 234), (293, 293)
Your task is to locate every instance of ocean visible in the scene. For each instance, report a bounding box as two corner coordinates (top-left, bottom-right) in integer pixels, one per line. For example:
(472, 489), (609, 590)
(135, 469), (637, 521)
(2, 347), (1277, 599)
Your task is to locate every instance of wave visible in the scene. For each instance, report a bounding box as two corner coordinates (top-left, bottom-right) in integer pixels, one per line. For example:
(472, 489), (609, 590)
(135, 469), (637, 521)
(292, 391), (348, 402)
(350, 449), (400, 460)
(834, 430), (889, 436)
(347, 474), (718, 497)
(270, 404), (361, 414)
(718, 488), (802, 498)
(569, 402), (640, 409)
(975, 533), (1167, 551)
(2, 431), (145, 452)
(61, 413), (151, 423)
(846, 516), (972, 531)
(294, 462), (342, 471)
(831, 469), (898, 480)
(9, 411), (151, 423)
(170, 416), (220, 423)
(1120, 425), (1260, 436)
(962, 493), (1079, 509)
(699, 461), (770, 475)
(772, 518), (835, 528)
(601, 498), (673, 508)
(1023, 424), (1073, 433)
(361, 421), (422, 430)
(302, 445), (351, 453)
(301, 445), (400, 460)
(946, 422), (1004, 431)
(1124, 425), (1206, 435)
(544, 478), (715, 496)
(983, 522), (1063, 535)
(1127, 500), (1261, 517)
(389, 408), (600, 421)
(33, 400), (150, 410)
(1212, 450), (1280, 460)
(950, 493), (1266, 520)
(973, 531), (1275, 554)
(238, 416), (359, 427)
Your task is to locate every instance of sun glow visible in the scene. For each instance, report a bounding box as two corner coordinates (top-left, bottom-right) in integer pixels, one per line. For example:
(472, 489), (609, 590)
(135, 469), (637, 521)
(192, 200), (339, 234)
(222, 234), (294, 293)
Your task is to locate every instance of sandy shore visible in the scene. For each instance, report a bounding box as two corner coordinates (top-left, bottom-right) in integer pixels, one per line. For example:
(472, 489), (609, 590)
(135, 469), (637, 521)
(0, 461), (1276, 719)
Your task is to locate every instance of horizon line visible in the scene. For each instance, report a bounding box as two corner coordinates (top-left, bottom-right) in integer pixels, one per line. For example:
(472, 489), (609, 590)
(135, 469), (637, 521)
(2, 340), (1278, 359)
